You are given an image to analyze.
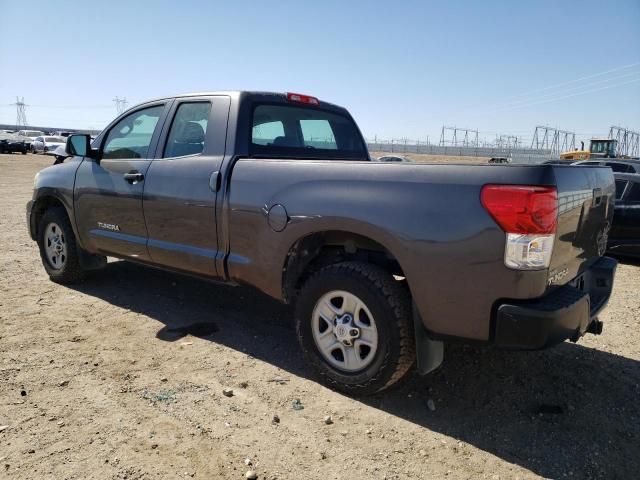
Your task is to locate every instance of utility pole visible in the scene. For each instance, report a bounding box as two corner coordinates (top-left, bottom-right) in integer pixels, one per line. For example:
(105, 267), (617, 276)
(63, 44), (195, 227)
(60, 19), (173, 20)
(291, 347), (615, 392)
(13, 97), (28, 127)
(113, 96), (128, 115)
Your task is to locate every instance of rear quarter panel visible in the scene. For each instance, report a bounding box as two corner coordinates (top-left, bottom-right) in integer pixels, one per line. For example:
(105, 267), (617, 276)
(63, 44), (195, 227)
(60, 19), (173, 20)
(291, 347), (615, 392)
(226, 160), (555, 341)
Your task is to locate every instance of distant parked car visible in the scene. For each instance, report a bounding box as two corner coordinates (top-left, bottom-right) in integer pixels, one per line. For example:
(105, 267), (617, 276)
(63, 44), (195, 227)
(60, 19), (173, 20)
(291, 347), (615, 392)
(31, 136), (67, 155)
(0, 132), (28, 154)
(17, 130), (45, 149)
(572, 159), (640, 174)
(488, 155), (512, 164)
(376, 155), (413, 163)
(608, 173), (640, 258)
(52, 131), (73, 138)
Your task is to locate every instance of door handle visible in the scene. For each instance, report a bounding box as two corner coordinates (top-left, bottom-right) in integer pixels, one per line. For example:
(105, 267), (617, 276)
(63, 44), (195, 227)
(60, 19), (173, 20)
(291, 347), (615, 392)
(209, 170), (221, 192)
(123, 171), (144, 184)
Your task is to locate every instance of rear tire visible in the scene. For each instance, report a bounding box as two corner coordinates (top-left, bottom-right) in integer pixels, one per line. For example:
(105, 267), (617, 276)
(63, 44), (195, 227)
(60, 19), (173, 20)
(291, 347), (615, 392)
(295, 261), (415, 395)
(37, 207), (86, 284)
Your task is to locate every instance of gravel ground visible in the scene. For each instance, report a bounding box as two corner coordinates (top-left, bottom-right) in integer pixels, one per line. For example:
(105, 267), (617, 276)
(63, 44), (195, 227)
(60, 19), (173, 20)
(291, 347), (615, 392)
(1, 153), (639, 480)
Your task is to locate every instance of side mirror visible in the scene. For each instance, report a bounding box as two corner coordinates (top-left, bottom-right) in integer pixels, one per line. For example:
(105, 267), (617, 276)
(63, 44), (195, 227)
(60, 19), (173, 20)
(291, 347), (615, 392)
(66, 134), (94, 158)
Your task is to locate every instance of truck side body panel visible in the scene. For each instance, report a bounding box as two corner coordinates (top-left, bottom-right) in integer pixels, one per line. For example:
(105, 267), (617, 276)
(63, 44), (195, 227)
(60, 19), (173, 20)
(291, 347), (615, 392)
(225, 160), (568, 341)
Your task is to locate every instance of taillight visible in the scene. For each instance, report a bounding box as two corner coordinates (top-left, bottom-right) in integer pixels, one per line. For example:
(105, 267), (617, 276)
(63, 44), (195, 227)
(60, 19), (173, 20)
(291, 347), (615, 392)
(481, 185), (558, 270)
(286, 92), (320, 105)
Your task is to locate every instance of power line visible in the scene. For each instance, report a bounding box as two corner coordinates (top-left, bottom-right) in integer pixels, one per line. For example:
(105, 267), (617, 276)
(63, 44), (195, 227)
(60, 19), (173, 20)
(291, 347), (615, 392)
(499, 62), (640, 103)
(495, 71), (640, 110)
(492, 77), (640, 112)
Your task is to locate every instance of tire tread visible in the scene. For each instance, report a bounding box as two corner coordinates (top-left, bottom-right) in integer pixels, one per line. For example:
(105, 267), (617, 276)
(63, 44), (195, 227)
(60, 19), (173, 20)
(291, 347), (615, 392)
(296, 261), (415, 394)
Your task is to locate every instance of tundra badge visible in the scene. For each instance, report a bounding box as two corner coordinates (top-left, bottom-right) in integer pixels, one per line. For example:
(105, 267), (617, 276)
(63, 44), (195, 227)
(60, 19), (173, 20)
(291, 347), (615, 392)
(98, 222), (120, 232)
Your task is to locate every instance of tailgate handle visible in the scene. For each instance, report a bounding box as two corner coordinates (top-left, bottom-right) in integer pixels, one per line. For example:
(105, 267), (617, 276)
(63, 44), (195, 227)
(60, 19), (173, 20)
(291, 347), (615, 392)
(592, 188), (603, 207)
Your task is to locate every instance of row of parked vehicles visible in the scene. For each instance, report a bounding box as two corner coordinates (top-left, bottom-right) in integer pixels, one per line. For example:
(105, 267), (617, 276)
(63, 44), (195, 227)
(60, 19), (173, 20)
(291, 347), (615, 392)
(0, 129), (73, 155)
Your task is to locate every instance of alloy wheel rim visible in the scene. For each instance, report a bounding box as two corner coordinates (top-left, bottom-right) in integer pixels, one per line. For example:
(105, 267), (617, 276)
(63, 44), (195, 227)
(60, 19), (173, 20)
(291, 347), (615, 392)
(311, 290), (379, 372)
(44, 222), (67, 270)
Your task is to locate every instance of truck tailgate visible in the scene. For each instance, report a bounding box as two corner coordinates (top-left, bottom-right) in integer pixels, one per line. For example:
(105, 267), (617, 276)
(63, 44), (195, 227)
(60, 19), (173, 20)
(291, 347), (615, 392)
(548, 165), (615, 286)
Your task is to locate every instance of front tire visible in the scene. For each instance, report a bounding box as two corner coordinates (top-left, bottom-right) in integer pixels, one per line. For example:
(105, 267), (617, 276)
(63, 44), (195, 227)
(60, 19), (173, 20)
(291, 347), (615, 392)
(37, 207), (86, 283)
(295, 262), (415, 395)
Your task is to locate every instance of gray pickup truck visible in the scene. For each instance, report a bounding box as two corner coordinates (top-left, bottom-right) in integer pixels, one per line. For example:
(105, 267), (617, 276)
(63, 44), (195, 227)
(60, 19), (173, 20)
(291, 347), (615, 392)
(27, 91), (617, 394)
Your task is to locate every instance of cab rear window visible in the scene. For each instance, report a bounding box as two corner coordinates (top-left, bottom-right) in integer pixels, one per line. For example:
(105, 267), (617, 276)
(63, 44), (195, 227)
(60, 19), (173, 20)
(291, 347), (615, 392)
(250, 104), (367, 160)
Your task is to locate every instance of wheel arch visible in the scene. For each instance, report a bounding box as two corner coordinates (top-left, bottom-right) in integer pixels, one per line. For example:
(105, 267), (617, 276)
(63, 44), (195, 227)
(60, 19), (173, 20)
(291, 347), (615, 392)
(281, 230), (407, 304)
(30, 192), (77, 243)
(281, 229), (444, 377)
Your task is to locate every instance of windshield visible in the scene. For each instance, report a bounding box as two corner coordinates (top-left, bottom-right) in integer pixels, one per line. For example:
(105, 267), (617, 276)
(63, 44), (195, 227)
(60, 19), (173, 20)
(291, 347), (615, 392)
(591, 140), (616, 156)
(251, 104), (367, 160)
(45, 136), (65, 143)
(25, 130), (44, 137)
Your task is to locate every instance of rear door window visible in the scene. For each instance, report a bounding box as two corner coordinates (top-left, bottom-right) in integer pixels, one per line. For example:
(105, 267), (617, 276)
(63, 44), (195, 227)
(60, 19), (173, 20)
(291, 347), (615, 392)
(163, 102), (211, 158)
(250, 104), (366, 159)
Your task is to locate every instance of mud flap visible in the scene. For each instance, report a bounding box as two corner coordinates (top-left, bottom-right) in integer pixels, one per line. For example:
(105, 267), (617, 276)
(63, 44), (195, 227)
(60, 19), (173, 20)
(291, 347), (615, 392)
(78, 249), (107, 271)
(413, 303), (444, 375)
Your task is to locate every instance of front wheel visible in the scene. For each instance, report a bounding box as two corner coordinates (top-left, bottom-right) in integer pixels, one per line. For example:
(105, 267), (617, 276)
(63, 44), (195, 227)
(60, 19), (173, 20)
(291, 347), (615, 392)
(37, 207), (86, 283)
(295, 262), (415, 395)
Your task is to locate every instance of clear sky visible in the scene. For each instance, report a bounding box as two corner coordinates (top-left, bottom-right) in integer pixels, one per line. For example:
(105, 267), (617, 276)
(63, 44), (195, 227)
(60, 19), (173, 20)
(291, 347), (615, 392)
(1, 0), (638, 146)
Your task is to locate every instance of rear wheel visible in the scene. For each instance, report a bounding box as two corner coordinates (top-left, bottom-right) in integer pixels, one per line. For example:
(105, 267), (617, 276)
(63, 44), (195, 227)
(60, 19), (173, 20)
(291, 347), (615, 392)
(295, 262), (415, 395)
(37, 207), (86, 283)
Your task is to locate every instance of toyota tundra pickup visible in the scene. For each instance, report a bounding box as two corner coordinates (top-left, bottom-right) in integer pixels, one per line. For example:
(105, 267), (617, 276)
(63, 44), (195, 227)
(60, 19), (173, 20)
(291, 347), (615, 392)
(27, 91), (617, 394)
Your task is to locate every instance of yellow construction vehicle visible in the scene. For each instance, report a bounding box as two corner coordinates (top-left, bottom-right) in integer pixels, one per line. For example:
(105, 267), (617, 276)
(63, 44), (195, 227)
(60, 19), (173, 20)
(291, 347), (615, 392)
(560, 138), (618, 161)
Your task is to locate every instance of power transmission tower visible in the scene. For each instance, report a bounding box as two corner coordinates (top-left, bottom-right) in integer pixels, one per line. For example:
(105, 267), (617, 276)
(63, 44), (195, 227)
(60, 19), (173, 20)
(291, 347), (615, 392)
(113, 96), (128, 115)
(531, 126), (575, 157)
(439, 126), (479, 147)
(609, 126), (639, 157)
(495, 134), (520, 149)
(12, 97), (28, 126)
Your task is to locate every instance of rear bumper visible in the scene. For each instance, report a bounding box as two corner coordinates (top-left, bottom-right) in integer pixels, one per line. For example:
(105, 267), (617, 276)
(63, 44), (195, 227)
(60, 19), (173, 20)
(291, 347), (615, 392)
(494, 256), (617, 349)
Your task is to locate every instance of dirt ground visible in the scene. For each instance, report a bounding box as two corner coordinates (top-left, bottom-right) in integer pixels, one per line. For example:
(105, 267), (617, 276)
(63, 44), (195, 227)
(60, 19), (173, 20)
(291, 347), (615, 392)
(1, 153), (639, 480)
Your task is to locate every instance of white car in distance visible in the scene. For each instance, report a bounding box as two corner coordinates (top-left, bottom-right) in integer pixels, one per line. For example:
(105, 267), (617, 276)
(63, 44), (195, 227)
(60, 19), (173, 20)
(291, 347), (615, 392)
(31, 136), (67, 155)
